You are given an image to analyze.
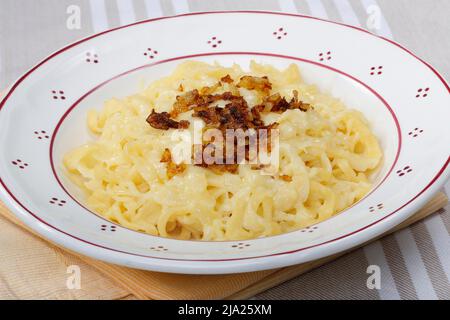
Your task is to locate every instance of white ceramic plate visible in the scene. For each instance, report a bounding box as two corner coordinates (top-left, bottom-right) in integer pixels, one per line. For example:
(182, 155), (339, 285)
(0, 11), (449, 274)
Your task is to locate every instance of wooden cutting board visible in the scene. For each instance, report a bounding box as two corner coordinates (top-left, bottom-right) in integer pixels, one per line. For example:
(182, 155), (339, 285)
(0, 192), (447, 300)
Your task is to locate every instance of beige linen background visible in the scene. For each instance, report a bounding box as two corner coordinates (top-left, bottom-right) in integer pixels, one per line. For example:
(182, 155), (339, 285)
(0, 0), (449, 299)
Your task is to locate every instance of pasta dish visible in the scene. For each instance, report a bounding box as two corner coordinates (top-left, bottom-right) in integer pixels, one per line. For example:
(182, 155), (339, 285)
(63, 61), (382, 240)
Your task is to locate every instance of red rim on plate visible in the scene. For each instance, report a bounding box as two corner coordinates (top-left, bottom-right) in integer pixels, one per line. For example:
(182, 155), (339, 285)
(0, 11), (448, 265)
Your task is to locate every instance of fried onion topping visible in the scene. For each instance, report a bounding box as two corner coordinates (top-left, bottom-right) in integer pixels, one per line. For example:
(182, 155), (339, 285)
(147, 74), (311, 175)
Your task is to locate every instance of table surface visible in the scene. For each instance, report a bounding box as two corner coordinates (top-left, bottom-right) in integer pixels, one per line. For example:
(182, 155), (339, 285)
(0, 0), (449, 300)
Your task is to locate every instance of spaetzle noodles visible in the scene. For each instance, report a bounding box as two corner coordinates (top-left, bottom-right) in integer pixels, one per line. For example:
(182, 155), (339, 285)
(63, 61), (382, 240)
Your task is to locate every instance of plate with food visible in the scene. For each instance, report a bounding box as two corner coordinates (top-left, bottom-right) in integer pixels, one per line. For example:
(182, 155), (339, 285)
(0, 11), (448, 274)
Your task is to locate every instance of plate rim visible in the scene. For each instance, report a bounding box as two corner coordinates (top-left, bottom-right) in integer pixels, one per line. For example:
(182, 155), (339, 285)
(0, 10), (449, 273)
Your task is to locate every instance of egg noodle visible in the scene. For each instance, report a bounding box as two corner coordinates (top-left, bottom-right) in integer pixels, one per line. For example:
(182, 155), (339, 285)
(63, 61), (382, 241)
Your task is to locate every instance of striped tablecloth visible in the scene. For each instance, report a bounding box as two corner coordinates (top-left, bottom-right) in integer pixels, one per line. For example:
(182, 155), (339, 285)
(0, 0), (449, 300)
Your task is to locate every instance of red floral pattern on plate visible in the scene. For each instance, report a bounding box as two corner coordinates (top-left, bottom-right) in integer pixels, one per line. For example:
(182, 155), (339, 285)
(301, 226), (319, 233)
(231, 243), (251, 249)
(11, 159), (29, 169)
(397, 166), (413, 177)
(319, 51), (332, 62)
(144, 48), (158, 59)
(49, 197), (66, 206)
(370, 66), (383, 75)
(369, 203), (384, 213)
(52, 90), (66, 100)
(34, 130), (50, 140)
(273, 27), (287, 39)
(150, 246), (168, 252)
(408, 128), (424, 138)
(416, 87), (430, 98)
(101, 224), (117, 232)
(207, 36), (222, 48)
(86, 52), (99, 64)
